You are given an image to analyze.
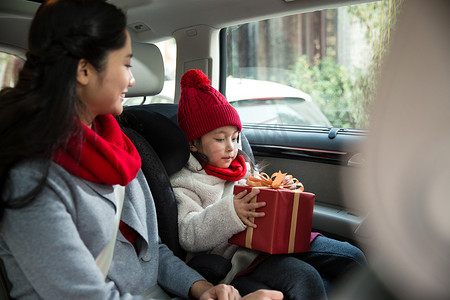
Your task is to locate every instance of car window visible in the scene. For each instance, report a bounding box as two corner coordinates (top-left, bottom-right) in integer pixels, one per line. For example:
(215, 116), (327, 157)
(0, 52), (23, 89)
(226, 78), (331, 127)
(225, 1), (401, 129)
(123, 38), (176, 106)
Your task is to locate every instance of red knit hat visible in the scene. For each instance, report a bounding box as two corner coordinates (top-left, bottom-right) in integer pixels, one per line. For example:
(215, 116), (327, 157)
(178, 69), (242, 141)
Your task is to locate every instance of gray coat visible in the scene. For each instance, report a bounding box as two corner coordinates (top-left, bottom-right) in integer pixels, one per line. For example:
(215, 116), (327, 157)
(0, 159), (204, 299)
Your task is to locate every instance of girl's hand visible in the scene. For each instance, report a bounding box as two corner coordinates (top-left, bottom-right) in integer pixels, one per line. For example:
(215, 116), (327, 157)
(233, 189), (265, 228)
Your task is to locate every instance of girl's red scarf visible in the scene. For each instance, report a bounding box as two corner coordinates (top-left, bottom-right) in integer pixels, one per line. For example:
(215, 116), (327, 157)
(203, 154), (247, 181)
(53, 114), (141, 186)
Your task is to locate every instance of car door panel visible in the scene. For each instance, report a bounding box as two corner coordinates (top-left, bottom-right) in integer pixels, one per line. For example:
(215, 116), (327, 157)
(242, 124), (368, 246)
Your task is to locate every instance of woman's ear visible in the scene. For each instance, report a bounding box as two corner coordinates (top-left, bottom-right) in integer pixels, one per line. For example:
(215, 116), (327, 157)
(76, 59), (90, 86)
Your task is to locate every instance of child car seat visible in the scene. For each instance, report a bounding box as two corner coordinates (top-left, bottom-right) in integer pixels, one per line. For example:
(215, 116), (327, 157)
(120, 105), (239, 284)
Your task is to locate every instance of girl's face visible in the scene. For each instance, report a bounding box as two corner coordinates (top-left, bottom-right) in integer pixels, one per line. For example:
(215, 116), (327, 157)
(77, 30), (135, 127)
(191, 126), (240, 169)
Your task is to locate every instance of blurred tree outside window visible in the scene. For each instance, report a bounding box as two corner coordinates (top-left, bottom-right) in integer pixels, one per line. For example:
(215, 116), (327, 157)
(226, 0), (404, 129)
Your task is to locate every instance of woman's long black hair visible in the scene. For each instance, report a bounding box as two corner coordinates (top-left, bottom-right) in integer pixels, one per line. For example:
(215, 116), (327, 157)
(0, 0), (127, 218)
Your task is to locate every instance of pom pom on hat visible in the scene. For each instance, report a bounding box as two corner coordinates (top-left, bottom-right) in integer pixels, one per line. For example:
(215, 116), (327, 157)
(180, 69), (211, 89)
(177, 69), (242, 141)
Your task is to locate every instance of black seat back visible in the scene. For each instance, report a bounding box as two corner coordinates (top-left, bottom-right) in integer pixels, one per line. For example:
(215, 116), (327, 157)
(120, 108), (190, 259)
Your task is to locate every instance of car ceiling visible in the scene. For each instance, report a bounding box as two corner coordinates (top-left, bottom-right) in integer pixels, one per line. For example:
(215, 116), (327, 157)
(0, 0), (370, 56)
(113, 0), (365, 43)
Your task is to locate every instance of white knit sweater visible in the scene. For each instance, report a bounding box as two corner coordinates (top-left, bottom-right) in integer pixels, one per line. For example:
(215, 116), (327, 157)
(170, 154), (250, 260)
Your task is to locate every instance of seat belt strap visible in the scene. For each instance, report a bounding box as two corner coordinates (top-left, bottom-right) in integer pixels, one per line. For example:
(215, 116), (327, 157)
(95, 185), (125, 279)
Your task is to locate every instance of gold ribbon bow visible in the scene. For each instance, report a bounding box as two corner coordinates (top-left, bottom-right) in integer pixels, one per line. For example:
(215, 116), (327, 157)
(246, 171), (304, 191)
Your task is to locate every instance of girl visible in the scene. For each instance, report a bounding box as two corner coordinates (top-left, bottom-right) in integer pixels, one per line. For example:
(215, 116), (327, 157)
(0, 1), (281, 299)
(170, 69), (368, 300)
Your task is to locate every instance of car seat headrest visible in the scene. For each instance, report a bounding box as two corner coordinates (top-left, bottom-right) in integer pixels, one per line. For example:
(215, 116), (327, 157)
(127, 42), (164, 97)
(120, 106), (190, 176)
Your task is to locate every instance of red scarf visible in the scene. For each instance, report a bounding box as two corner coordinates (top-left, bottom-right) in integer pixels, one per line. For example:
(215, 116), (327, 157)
(53, 114), (141, 186)
(203, 154), (247, 181)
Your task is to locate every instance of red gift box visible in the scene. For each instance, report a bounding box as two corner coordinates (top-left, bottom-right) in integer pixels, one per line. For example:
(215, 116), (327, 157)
(228, 185), (315, 254)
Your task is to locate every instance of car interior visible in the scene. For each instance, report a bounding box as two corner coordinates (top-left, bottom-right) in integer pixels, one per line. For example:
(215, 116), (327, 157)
(0, 0), (387, 298)
(1, 0), (449, 299)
